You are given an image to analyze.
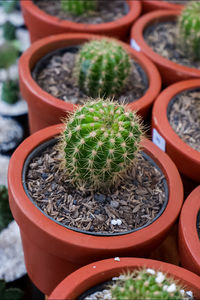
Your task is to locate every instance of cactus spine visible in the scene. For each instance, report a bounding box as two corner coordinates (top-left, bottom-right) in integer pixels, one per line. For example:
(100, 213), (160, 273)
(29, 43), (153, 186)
(74, 39), (132, 98)
(111, 269), (191, 300)
(60, 98), (143, 191)
(178, 1), (200, 61)
(61, 0), (96, 16)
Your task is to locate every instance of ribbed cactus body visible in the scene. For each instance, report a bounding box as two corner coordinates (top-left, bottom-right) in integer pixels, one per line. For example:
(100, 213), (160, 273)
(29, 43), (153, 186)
(62, 99), (143, 190)
(61, 0), (96, 15)
(2, 80), (19, 104)
(178, 1), (200, 61)
(3, 21), (16, 41)
(111, 269), (189, 300)
(75, 39), (132, 98)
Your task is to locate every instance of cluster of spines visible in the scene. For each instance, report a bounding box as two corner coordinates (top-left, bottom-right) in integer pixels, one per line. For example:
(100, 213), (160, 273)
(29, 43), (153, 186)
(111, 268), (191, 300)
(74, 39), (132, 98)
(60, 98), (143, 191)
(178, 1), (200, 61)
(60, 0), (96, 16)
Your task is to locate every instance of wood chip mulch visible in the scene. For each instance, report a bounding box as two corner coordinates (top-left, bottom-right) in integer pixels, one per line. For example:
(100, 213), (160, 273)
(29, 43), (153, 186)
(144, 21), (200, 70)
(35, 51), (148, 105)
(34, 0), (127, 24)
(168, 89), (200, 152)
(25, 142), (167, 235)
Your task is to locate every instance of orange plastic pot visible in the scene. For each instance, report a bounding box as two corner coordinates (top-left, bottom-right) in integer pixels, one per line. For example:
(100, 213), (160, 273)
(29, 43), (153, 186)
(152, 79), (200, 186)
(8, 124), (183, 295)
(130, 10), (200, 86)
(142, 0), (184, 14)
(20, 0), (141, 43)
(19, 33), (161, 134)
(49, 257), (200, 299)
(179, 186), (200, 276)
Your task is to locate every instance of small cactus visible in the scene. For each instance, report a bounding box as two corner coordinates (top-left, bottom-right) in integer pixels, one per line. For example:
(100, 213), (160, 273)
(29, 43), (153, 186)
(60, 0), (96, 16)
(0, 185), (13, 231)
(2, 0), (19, 13)
(0, 279), (23, 300)
(3, 21), (16, 41)
(74, 39), (132, 98)
(111, 269), (191, 300)
(60, 98), (143, 191)
(2, 80), (19, 104)
(178, 1), (200, 61)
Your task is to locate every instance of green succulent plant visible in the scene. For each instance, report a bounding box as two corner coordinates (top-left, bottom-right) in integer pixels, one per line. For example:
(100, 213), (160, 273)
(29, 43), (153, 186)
(0, 185), (13, 232)
(111, 269), (190, 300)
(60, 0), (96, 16)
(2, 80), (19, 104)
(178, 1), (200, 61)
(74, 39), (132, 98)
(60, 98), (143, 191)
(3, 21), (16, 41)
(0, 279), (23, 300)
(1, 0), (19, 13)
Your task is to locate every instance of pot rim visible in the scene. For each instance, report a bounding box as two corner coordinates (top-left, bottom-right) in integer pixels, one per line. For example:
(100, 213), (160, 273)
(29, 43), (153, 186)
(142, 0), (184, 11)
(19, 32), (161, 114)
(131, 10), (200, 78)
(8, 124), (183, 254)
(49, 257), (200, 299)
(20, 0), (141, 31)
(179, 186), (200, 271)
(152, 79), (200, 165)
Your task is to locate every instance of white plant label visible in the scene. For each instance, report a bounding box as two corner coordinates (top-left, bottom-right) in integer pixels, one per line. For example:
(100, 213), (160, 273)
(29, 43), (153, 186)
(130, 39), (141, 52)
(152, 128), (166, 152)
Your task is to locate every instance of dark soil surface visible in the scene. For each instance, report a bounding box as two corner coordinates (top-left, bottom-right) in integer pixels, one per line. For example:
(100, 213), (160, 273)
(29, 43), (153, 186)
(168, 88), (200, 152)
(144, 21), (200, 70)
(33, 0), (128, 24)
(25, 141), (167, 235)
(35, 50), (148, 105)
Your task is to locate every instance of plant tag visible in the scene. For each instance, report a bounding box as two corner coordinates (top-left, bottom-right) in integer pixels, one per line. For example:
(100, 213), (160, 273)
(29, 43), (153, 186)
(130, 39), (141, 52)
(152, 128), (166, 152)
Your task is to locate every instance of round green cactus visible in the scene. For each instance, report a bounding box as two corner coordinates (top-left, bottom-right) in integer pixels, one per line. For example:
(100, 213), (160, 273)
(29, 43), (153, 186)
(3, 21), (16, 41)
(111, 269), (191, 300)
(74, 39), (132, 98)
(0, 185), (13, 231)
(60, 99), (143, 191)
(61, 0), (96, 15)
(178, 1), (200, 61)
(2, 80), (19, 104)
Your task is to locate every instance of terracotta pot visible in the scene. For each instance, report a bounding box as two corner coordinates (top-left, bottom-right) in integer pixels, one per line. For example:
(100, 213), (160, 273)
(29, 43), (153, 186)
(152, 79), (200, 186)
(20, 0), (141, 43)
(49, 257), (200, 299)
(8, 124), (183, 295)
(142, 0), (184, 14)
(179, 186), (200, 276)
(130, 10), (200, 86)
(19, 33), (161, 134)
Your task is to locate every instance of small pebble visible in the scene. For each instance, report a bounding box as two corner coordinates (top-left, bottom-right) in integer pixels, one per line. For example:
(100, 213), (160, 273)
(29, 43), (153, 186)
(114, 257), (120, 261)
(94, 193), (106, 203)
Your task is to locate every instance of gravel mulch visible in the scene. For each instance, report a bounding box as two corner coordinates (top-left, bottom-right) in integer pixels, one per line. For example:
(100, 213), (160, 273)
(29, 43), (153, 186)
(34, 50), (148, 105)
(25, 141), (167, 235)
(144, 21), (200, 70)
(33, 0), (128, 24)
(168, 89), (200, 152)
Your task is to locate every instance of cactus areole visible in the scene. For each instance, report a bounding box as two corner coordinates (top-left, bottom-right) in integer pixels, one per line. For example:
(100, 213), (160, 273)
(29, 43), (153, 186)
(178, 1), (200, 61)
(75, 39), (132, 98)
(61, 99), (143, 191)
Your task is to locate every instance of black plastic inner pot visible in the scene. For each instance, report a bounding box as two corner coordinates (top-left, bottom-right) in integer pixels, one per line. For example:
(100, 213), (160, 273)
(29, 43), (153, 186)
(197, 210), (200, 240)
(31, 45), (149, 99)
(22, 138), (168, 237)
